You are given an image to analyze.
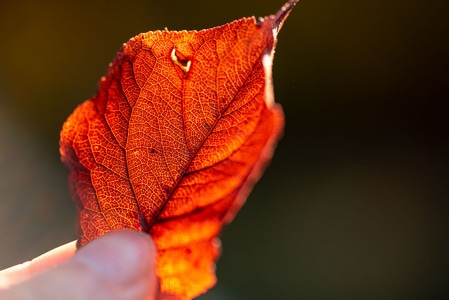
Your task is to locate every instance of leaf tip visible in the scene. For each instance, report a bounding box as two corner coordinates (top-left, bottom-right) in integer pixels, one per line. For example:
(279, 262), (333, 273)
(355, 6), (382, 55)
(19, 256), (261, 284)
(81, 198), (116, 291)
(276, 0), (300, 31)
(266, 0), (300, 34)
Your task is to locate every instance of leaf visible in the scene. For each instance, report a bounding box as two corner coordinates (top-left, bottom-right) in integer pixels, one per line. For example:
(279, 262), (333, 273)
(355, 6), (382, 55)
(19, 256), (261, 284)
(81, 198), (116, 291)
(59, 1), (298, 299)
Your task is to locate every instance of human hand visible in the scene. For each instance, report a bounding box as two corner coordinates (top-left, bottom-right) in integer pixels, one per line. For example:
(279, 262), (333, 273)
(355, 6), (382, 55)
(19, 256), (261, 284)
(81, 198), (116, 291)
(0, 230), (158, 300)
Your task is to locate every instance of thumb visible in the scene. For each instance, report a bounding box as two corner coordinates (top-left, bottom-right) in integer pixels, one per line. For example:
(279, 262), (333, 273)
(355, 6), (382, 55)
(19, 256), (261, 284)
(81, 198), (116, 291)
(1, 230), (158, 300)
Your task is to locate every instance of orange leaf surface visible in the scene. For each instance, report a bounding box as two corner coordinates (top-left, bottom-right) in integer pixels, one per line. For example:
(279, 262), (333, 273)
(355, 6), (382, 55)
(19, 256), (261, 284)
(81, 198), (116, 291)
(59, 1), (298, 298)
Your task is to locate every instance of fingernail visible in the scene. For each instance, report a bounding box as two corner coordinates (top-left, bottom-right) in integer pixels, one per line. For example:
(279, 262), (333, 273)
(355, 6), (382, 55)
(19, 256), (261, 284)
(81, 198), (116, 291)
(74, 230), (156, 285)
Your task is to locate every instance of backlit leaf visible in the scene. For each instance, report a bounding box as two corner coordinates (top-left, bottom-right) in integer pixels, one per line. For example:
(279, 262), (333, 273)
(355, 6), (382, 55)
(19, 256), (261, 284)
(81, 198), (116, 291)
(59, 1), (298, 298)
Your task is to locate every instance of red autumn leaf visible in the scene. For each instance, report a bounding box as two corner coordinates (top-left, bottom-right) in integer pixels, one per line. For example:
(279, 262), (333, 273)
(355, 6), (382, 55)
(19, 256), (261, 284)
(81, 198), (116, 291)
(59, 1), (298, 299)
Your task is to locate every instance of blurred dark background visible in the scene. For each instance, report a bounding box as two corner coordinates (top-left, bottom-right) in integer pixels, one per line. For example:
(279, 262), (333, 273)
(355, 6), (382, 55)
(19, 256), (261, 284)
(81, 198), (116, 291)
(0, 0), (448, 299)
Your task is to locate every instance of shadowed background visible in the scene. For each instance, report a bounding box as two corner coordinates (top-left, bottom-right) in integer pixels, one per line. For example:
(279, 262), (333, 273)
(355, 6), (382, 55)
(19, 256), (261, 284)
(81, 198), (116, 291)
(0, 0), (448, 299)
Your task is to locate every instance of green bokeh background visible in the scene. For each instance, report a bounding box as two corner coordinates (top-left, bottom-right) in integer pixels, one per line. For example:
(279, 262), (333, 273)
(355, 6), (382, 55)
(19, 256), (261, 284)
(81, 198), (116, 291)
(0, 0), (448, 299)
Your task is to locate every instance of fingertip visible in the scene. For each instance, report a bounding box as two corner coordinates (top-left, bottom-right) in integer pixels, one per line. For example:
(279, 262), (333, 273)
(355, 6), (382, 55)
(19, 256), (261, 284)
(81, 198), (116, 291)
(0, 231), (158, 300)
(76, 230), (156, 281)
(74, 230), (158, 297)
